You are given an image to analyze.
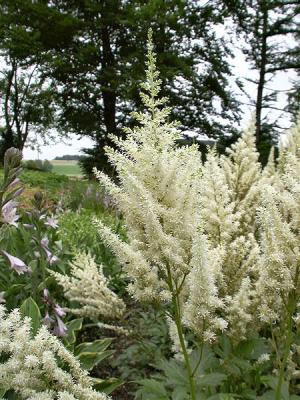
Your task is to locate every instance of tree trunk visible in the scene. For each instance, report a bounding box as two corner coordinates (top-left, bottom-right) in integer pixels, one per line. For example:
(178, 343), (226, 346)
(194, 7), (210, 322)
(255, 1), (268, 147)
(100, 22), (117, 140)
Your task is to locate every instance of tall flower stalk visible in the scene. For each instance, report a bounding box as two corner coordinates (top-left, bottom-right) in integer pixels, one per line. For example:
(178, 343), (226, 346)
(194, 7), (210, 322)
(94, 30), (300, 399)
(93, 30), (219, 399)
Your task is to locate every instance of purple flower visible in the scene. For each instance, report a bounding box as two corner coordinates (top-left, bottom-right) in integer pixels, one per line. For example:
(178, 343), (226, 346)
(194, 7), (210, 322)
(43, 288), (50, 300)
(7, 177), (20, 190)
(41, 237), (49, 248)
(43, 311), (54, 328)
(45, 216), (58, 229)
(23, 223), (35, 230)
(1, 251), (30, 275)
(1, 200), (19, 227)
(11, 187), (24, 198)
(53, 316), (68, 337)
(54, 304), (66, 318)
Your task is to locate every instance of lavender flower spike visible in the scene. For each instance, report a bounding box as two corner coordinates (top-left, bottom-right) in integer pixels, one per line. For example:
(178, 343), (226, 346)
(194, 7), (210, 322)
(1, 200), (19, 227)
(1, 250), (30, 275)
(53, 316), (68, 337)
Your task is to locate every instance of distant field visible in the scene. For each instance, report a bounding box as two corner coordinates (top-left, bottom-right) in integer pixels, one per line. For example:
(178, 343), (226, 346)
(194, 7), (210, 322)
(51, 160), (82, 176)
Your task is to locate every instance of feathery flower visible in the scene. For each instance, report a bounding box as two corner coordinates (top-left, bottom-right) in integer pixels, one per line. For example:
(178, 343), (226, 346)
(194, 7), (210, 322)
(51, 252), (125, 320)
(0, 306), (108, 400)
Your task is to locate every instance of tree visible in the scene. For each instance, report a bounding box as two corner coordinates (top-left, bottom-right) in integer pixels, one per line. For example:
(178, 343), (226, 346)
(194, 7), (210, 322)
(223, 0), (300, 163)
(0, 60), (56, 160)
(44, 0), (240, 175)
(0, 0), (79, 161)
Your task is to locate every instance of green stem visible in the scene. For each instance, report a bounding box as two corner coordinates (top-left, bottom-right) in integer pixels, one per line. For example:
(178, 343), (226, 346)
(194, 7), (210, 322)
(275, 307), (293, 400)
(192, 340), (204, 377)
(166, 266), (196, 400)
(275, 263), (299, 400)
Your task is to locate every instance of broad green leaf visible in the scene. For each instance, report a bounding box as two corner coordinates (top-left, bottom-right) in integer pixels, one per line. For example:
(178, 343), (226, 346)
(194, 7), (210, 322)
(92, 377), (123, 394)
(20, 297), (41, 336)
(64, 318), (83, 345)
(78, 349), (114, 370)
(75, 338), (112, 355)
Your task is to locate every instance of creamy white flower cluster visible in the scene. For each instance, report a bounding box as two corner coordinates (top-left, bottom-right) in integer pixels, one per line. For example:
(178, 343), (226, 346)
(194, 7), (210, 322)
(0, 306), (108, 400)
(254, 117), (300, 325)
(199, 126), (262, 340)
(93, 31), (224, 342)
(94, 29), (300, 344)
(52, 252), (125, 320)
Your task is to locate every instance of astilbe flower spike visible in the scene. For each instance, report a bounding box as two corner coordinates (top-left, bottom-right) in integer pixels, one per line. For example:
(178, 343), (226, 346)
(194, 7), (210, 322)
(0, 305), (108, 400)
(51, 252), (125, 320)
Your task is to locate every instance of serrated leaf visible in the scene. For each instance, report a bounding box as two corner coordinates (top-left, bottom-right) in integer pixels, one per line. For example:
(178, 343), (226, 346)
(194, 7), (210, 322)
(258, 391), (276, 400)
(172, 386), (189, 400)
(159, 359), (188, 386)
(196, 373), (227, 388)
(136, 379), (169, 399)
(235, 338), (269, 360)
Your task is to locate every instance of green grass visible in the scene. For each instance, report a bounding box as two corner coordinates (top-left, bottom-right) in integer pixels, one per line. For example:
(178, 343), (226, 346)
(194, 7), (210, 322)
(51, 160), (82, 176)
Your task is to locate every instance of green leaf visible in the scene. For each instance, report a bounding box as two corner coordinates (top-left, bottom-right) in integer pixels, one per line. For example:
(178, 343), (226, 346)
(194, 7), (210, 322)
(172, 386), (189, 400)
(197, 372), (227, 388)
(1, 390), (18, 399)
(92, 377), (123, 394)
(207, 395), (236, 400)
(235, 338), (269, 360)
(75, 338), (113, 370)
(78, 349), (114, 370)
(261, 376), (289, 400)
(136, 379), (170, 400)
(20, 297), (41, 336)
(75, 338), (112, 355)
(64, 318), (83, 345)
(258, 391), (276, 400)
(159, 359), (188, 386)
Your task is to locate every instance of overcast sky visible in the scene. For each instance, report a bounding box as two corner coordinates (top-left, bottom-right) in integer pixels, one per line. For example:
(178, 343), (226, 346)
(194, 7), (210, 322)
(21, 26), (298, 160)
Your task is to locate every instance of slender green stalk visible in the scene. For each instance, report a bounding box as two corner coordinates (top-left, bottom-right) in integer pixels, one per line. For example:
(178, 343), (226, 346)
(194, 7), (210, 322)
(275, 303), (293, 400)
(192, 340), (204, 377)
(275, 263), (299, 400)
(166, 265), (196, 400)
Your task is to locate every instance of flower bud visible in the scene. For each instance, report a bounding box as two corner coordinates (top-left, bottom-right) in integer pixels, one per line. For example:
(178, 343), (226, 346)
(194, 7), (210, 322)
(4, 148), (22, 172)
